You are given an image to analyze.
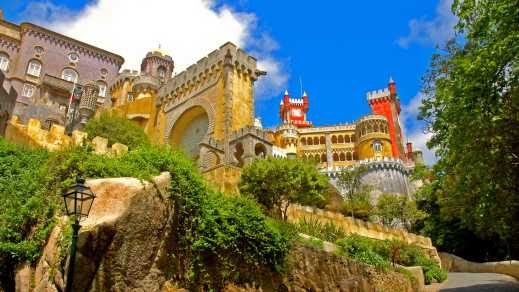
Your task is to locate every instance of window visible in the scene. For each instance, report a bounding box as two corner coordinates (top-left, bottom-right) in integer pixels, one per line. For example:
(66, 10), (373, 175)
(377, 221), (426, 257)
(61, 68), (78, 83)
(22, 83), (36, 97)
(127, 93), (134, 102)
(27, 60), (42, 77)
(0, 53), (9, 71)
(372, 140), (383, 153)
(97, 81), (107, 97)
(68, 52), (80, 63)
(34, 46), (44, 54)
(157, 66), (166, 79)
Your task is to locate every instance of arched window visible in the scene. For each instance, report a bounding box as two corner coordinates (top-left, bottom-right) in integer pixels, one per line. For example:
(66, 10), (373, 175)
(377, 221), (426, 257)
(339, 152), (345, 161)
(61, 68), (78, 83)
(321, 154), (327, 162)
(345, 135), (350, 143)
(319, 136), (325, 144)
(338, 135), (344, 143)
(331, 135), (337, 144)
(372, 140), (383, 153)
(351, 134), (356, 142)
(0, 53), (9, 71)
(157, 66), (167, 79)
(22, 83), (36, 97)
(346, 152), (352, 161)
(300, 137), (306, 146)
(367, 124), (373, 133)
(374, 123), (379, 132)
(333, 153), (339, 161)
(353, 152), (358, 160)
(361, 128), (366, 136)
(27, 59), (42, 77)
(313, 137), (319, 145)
(97, 81), (108, 97)
(307, 137), (313, 145)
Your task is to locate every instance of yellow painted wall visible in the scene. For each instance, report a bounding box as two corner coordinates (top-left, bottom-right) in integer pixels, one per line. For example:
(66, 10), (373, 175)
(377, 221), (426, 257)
(357, 138), (392, 160)
(231, 69), (254, 132)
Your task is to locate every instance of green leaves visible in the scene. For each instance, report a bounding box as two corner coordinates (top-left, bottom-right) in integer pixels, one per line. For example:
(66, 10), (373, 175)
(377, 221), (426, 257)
(239, 158), (329, 220)
(84, 111), (150, 149)
(419, 0), (519, 259)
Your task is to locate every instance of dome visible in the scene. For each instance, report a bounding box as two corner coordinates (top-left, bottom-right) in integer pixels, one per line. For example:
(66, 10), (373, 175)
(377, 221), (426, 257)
(150, 46), (170, 57)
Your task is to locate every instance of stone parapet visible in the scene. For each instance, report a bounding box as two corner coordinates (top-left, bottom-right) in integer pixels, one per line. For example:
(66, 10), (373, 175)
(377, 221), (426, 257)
(287, 204), (441, 265)
(229, 125), (271, 142)
(5, 115), (127, 156)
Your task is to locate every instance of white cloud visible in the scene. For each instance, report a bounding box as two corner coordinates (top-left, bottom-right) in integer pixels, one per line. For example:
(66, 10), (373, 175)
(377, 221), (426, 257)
(28, 0), (286, 99)
(398, 0), (457, 48)
(400, 93), (437, 165)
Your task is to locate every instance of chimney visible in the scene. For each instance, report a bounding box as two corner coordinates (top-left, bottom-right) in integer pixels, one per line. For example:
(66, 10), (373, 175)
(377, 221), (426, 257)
(388, 76), (396, 97)
(406, 142), (413, 154)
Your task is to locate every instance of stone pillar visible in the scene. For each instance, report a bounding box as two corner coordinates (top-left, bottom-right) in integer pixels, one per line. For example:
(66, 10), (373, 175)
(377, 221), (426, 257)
(223, 50), (234, 164)
(326, 134), (333, 168)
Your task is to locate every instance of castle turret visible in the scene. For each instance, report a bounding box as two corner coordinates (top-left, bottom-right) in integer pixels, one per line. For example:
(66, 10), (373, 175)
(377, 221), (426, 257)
(140, 47), (174, 83)
(279, 89), (312, 128)
(366, 78), (405, 160)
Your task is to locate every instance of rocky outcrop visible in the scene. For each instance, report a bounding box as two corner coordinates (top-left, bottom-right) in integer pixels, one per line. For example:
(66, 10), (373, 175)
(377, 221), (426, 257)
(16, 173), (415, 291)
(15, 172), (172, 292)
(440, 252), (519, 280)
(282, 244), (413, 292)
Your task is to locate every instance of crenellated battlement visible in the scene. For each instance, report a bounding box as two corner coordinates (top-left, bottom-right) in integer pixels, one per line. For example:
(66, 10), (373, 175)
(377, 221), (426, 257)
(229, 125), (270, 142)
(159, 42), (259, 109)
(288, 98), (304, 105)
(366, 88), (391, 101)
(5, 115), (127, 155)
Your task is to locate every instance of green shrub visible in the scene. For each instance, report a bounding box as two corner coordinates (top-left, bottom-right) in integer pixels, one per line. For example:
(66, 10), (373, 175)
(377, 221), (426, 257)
(240, 158), (329, 220)
(422, 262), (447, 284)
(191, 192), (291, 288)
(335, 235), (390, 271)
(0, 138), (292, 290)
(84, 111), (149, 149)
(294, 217), (347, 242)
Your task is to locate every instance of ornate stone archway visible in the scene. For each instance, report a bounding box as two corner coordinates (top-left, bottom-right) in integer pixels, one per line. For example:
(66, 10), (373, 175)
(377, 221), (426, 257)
(164, 97), (216, 156)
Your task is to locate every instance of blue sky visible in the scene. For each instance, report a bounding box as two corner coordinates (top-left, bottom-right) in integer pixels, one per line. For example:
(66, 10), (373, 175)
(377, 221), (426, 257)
(1, 0), (456, 163)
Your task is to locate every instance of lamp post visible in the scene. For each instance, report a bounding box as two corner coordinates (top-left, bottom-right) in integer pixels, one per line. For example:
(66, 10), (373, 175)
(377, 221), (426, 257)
(62, 176), (96, 292)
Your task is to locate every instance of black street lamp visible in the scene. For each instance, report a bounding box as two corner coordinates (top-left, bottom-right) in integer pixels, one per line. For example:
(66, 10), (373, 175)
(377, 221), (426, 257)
(62, 176), (96, 292)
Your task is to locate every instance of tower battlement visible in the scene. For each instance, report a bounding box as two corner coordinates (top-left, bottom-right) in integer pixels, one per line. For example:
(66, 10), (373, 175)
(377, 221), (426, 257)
(367, 88), (391, 101)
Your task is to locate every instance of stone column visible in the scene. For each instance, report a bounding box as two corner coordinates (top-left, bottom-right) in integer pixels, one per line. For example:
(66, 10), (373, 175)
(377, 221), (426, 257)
(326, 133), (333, 168)
(222, 50), (234, 164)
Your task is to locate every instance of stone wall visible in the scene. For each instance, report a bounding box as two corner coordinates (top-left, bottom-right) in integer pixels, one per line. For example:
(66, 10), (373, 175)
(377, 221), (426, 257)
(287, 204), (441, 265)
(440, 252), (519, 280)
(202, 164), (242, 194)
(4, 115), (127, 155)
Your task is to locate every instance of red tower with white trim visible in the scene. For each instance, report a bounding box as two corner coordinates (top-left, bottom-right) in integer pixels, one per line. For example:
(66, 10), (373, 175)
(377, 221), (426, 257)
(367, 78), (406, 160)
(279, 90), (312, 128)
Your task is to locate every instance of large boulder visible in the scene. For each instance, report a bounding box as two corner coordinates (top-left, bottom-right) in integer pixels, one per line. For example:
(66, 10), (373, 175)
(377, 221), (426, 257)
(16, 172), (172, 292)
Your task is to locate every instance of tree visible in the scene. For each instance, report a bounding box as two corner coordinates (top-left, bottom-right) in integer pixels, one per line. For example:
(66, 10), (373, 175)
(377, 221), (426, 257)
(340, 185), (374, 221)
(84, 111), (149, 149)
(418, 0), (519, 259)
(376, 193), (427, 231)
(336, 165), (368, 218)
(239, 158), (329, 220)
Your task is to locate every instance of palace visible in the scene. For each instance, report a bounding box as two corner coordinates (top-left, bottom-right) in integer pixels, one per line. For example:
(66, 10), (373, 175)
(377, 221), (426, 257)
(0, 13), (123, 136)
(0, 11), (422, 195)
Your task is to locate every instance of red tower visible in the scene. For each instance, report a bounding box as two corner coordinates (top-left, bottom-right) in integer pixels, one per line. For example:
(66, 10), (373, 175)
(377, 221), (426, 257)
(279, 90), (312, 128)
(367, 78), (406, 160)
